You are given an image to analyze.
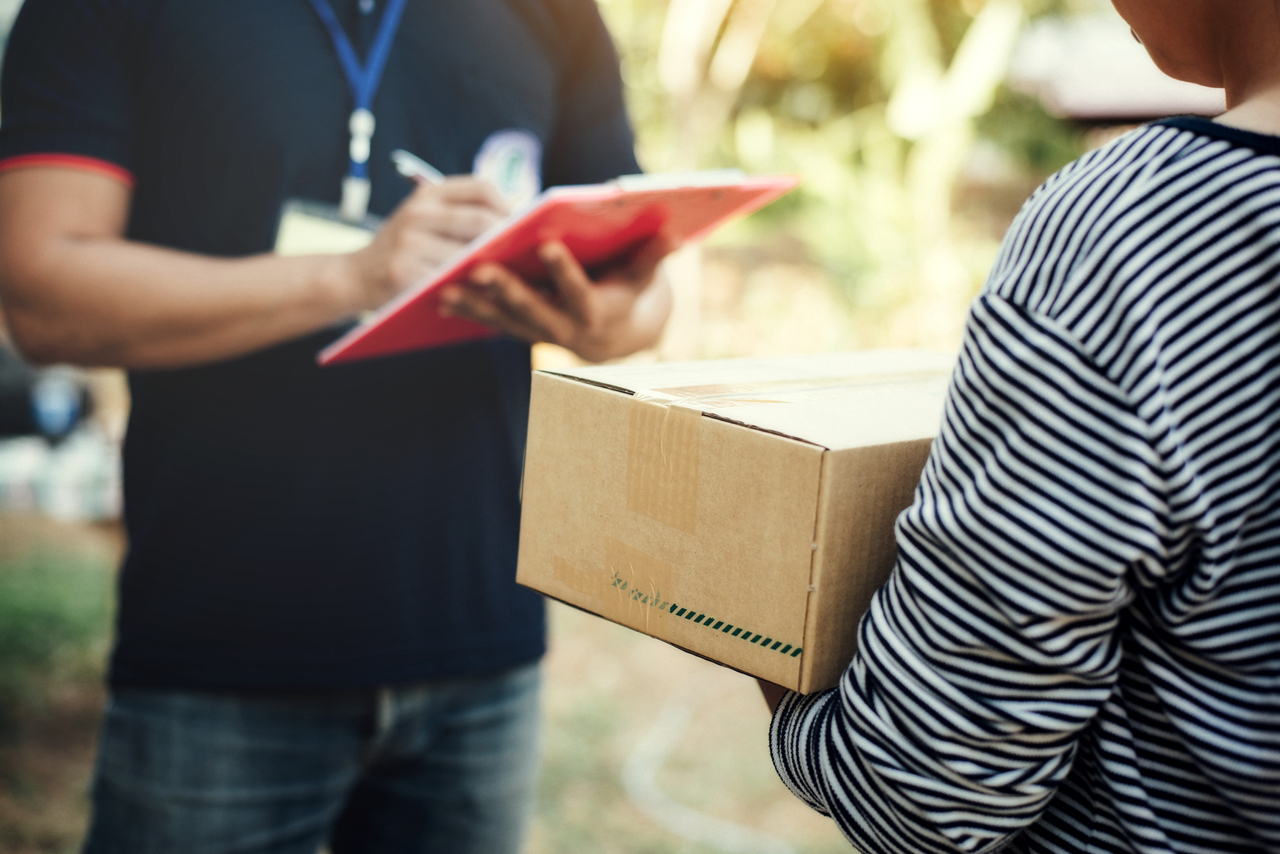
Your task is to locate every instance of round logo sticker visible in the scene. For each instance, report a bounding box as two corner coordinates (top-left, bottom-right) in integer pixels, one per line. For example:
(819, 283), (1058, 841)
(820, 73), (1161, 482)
(473, 129), (542, 208)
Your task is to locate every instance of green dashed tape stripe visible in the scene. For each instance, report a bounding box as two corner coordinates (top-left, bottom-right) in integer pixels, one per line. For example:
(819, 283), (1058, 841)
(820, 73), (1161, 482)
(607, 574), (801, 659)
(670, 604), (801, 658)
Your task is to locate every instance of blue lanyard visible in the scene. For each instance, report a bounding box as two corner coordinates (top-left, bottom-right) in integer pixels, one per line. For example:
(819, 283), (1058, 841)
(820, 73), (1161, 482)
(305, 0), (408, 188)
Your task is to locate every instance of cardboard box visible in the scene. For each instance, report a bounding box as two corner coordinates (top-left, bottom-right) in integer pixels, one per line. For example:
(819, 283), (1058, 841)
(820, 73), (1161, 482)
(516, 350), (953, 693)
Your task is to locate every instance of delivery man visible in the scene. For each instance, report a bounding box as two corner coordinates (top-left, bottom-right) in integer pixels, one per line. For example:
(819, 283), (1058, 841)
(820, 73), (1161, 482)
(0, 0), (670, 851)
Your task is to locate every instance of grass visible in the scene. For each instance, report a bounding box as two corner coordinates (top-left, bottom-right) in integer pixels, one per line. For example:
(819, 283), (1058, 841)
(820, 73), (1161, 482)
(0, 515), (118, 854)
(0, 552), (112, 730)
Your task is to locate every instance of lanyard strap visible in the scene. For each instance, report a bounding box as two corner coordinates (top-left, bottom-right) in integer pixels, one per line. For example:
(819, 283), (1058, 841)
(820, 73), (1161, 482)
(305, 0), (408, 181)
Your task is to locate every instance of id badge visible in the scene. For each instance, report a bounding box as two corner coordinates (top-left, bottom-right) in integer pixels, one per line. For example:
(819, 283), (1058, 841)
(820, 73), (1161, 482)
(473, 129), (542, 208)
(274, 199), (383, 256)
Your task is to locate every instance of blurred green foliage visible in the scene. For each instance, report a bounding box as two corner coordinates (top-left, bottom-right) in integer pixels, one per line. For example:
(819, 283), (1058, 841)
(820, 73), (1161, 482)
(0, 551), (111, 730)
(599, 0), (1087, 335)
(978, 86), (1082, 174)
(604, 0), (1083, 168)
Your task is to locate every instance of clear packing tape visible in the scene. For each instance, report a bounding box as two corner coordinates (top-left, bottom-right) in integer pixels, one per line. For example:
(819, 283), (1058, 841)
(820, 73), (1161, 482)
(632, 370), (952, 411)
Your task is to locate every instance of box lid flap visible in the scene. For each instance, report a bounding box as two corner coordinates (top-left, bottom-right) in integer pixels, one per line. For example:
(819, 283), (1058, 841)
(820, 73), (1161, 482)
(545, 350), (953, 451)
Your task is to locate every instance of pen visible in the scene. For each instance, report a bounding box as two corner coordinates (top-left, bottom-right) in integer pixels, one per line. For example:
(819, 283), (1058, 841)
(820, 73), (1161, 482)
(391, 148), (446, 185)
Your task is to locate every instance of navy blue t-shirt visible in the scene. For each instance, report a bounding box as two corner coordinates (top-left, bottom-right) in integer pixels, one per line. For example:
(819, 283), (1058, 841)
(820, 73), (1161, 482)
(0, 0), (640, 690)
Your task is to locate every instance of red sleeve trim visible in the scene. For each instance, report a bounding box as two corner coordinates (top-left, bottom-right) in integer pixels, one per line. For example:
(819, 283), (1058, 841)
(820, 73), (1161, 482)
(0, 154), (135, 188)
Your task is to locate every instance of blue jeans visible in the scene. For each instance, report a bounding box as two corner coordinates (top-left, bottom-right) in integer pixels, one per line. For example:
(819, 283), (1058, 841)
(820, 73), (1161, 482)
(82, 663), (541, 854)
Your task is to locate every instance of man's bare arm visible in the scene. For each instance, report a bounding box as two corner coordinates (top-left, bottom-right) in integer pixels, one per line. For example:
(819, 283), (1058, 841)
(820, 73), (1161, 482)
(0, 167), (507, 368)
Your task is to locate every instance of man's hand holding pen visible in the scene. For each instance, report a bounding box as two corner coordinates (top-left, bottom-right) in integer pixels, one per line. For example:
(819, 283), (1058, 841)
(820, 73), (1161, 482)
(350, 150), (673, 363)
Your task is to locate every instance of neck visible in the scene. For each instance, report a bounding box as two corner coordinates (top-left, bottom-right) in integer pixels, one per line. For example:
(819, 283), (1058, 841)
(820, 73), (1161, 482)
(1214, 4), (1280, 135)
(1218, 88), (1280, 138)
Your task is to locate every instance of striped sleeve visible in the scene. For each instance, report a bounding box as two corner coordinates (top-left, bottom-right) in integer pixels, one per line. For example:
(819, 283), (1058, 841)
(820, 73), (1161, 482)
(770, 292), (1168, 854)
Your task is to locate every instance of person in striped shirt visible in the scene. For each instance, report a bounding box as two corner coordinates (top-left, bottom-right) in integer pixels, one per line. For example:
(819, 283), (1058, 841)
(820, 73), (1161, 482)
(765, 3), (1280, 853)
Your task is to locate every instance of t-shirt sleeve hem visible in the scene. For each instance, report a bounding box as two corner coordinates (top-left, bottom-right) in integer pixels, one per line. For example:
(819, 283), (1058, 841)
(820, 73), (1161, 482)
(0, 153), (135, 188)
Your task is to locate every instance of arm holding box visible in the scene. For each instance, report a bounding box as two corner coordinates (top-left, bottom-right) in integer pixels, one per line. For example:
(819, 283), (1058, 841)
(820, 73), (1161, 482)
(768, 295), (1153, 854)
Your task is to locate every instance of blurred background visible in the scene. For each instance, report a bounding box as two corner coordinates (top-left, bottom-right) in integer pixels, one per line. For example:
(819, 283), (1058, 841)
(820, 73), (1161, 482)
(0, 0), (1221, 851)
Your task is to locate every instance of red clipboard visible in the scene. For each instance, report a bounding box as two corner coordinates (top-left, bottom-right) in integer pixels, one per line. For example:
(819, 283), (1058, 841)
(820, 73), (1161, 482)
(317, 172), (799, 365)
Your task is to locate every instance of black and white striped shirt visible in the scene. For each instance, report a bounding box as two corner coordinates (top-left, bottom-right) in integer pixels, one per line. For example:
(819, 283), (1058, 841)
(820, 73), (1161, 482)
(770, 118), (1280, 854)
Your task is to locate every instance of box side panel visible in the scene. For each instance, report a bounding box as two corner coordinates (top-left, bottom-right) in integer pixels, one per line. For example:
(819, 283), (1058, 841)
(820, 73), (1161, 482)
(518, 374), (631, 617)
(517, 374), (823, 691)
(658, 415), (822, 689)
(799, 439), (934, 693)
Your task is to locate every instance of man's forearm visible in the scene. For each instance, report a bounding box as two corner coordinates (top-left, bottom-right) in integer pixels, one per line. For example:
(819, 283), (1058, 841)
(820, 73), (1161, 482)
(0, 167), (510, 370)
(0, 167), (368, 369)
(3, 236), (360, 369)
